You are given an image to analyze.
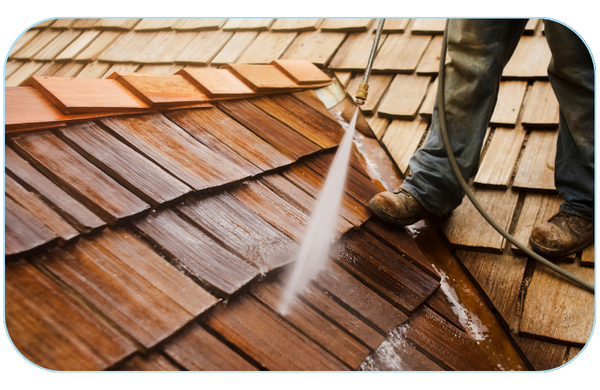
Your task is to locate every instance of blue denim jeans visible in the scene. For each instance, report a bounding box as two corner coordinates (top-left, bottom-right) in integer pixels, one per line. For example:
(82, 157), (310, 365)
(400, 19), (594, 220)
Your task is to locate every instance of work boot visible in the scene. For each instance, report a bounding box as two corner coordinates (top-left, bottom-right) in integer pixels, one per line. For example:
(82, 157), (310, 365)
(368, 188), (443, 226)
(529, 211), (594, 257)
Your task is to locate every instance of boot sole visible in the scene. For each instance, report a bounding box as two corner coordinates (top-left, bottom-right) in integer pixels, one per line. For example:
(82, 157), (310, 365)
(528, 235), (594, 258)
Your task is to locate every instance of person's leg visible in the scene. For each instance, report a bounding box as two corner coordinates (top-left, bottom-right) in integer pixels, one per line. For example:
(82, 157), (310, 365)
(544, 21), (594, 219)
(370, 19), (528, 224)
(529, 21), (594, 256)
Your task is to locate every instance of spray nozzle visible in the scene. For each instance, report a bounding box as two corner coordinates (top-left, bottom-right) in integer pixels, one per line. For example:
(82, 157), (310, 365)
(355, 83), (369, 106)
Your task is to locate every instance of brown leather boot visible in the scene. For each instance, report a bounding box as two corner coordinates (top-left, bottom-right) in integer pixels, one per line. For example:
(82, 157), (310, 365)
(368, 188), (443, 226)
(529, 211), (594, 257)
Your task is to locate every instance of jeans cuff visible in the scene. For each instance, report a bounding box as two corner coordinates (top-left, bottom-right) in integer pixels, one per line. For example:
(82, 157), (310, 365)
(559, 203), (594, 221)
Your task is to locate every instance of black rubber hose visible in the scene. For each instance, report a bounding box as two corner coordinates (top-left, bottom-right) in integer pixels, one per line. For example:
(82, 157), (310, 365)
(436, 21), (594, 293)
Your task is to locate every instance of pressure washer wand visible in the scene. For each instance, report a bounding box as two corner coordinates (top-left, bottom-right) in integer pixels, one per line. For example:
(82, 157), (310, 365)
(355, 18), (386, 106)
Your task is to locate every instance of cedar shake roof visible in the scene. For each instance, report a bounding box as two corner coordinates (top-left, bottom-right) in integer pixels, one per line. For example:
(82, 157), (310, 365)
(4, 17), (593, 371)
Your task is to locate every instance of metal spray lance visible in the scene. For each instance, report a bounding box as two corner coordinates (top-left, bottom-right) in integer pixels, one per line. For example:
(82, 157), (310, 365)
(355, 18), (386, 106)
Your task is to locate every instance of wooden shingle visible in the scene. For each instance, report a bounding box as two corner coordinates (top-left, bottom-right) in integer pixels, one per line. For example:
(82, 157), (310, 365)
(5, 260), (136, 370)
(59, 122), (192, 207)
(377, 74), (431, 119)
(101, 113), (253, 191)
(34, 229), (217, 349)
(281, 31), (346, 67)
(5, 146), (106, 234)
(12, 131), (150, 225)
(133, 208), (259, 298)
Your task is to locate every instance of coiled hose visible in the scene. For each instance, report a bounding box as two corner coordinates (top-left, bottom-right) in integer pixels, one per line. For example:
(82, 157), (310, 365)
(437, 21), (594, 293)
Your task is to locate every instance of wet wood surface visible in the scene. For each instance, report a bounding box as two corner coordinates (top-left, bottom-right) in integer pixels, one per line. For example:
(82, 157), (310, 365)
(256, 172), (348, 231)
(177, 192), (297, 274)
(514, 336), (568, 371)
(363, 219), (438, 279)
(228, 180), (309, 242)
(520, 257), (594, 346)
(5, 146), (106, 234)
(249, 280), (370, 369)
(59, 122), (192, 207)
(163, 324), (257, 371)
(285, 277), (385, 350)
(101, 113), (252, 190)
(218, 99), (320, 160)
(26, 76), (150, 114)
(277, 164), (371, 228)
(5, 197), (58, 259)
(291, 89), (340, 123)
(474, 126), (527, 187)
(304, 152), (381, 206)
(133, 208), (259, 298)
(402, 307), (497, 371)
(5, 175), (79, 245)
(95, 229), (218, 315)
(5, 260), (136, 371)
(512, 129), (557, 191)
(360, 328), (443, 371)
(411, 223), (532, 370)
(249, 94), (344, 149)
(12, 131), (149, 225)
(33, 229), (215, 350)
(424, 289), (466, 332)
(333, 230), (440, 314)
(158, 110), (262, 177)
(166, 107), (292, 171)
(315, 261), (408, 334)
(119, 353), (180, 371)
(204, 294), (348, 370)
